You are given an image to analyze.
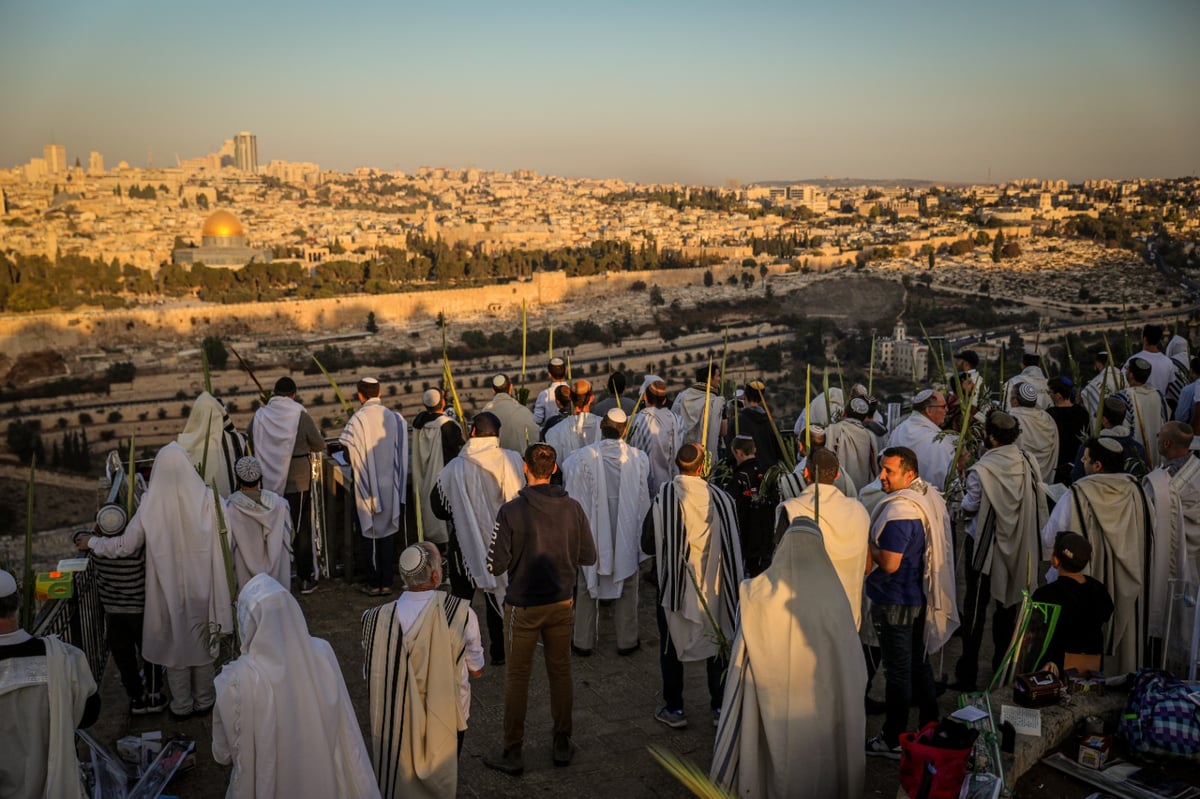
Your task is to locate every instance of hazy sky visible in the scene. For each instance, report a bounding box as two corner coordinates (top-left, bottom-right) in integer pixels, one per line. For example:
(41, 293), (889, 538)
(2, 0), (1197, 185)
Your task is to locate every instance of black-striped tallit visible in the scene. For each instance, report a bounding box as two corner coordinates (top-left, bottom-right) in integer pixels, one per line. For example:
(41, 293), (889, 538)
(361, 592), (470, 799)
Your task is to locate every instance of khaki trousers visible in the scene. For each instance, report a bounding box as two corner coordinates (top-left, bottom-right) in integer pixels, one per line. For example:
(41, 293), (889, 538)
(573, 570), (639, 651)
(503, 599), (574, 748)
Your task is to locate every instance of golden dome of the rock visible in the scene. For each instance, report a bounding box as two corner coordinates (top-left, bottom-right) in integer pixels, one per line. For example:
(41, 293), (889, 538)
(201, 210), (245, 238)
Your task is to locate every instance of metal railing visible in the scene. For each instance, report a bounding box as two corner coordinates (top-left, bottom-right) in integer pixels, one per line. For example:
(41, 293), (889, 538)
(32, 562), (108, 683)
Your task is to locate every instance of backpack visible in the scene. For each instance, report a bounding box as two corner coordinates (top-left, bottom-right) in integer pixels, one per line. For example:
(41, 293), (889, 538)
(1119, 669), (1200, 757)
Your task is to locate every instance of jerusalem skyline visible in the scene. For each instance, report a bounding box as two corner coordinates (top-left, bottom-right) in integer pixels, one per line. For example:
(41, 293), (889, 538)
(2, 1), (1197, 186)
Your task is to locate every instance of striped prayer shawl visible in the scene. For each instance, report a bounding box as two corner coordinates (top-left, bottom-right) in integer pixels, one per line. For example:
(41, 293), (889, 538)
(362, 592), (468, 799)
(655, 478), (743, 648)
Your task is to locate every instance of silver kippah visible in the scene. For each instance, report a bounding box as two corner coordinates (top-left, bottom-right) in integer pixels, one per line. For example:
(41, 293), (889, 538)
(0, 569), (16, 598)
(849, 397), (869, 415)
(913, 388), (934, 404)
(605, 408), (628, 424)
(1096, 437), (1123, 454)
(235, 455), (262, 484)
(398, 544), (430, 577)
(1017, 381), (1038, 404)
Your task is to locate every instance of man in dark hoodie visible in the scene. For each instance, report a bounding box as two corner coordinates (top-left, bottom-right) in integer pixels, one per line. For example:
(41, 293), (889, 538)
(728, 381), (784, 469)
(483, 443), (597, 776)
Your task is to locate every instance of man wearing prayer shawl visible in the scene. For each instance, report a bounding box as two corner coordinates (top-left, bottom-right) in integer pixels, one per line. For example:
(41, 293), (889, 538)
(887, 390), (957, 492)
(178, 390), (248, 498)
(1119, 357), (1169, 470)
(0, 569), (100, 799)
(1125, 323), (1177, 399)
(1080, 351), (1127, 417)
(1040, 437), (1151, 674)
(562, 409), (652, 655)
(339, 377), (408, 596)
(630, 379), (682, 495)
(775, 448), (870, 630)
(362, 544), (482, 799)
(954, 411), (1047, 691)
(1142, 422), (1200, 672)
(247, 376), (326, 594)
(1001, 353), (1052, 410)
(411, 388), (466, 549)
(791, 386), (844, 436)
(432, 411), (525, 664)
(673, 365), (726, 463)
(826, 396), (879, 492)
(642, 444), (744, 730)
(1009, 380), (1060, 484)
(224, 456), (293, 592)
(532, 356), (569, 427)
(80, 442), (233, 717)
(481, 374), (540, 456)
(214, 574), (379, 799)
(544, 379), (602, 463)
(710, 516), (866, 798)
(864, 447), (958, 758)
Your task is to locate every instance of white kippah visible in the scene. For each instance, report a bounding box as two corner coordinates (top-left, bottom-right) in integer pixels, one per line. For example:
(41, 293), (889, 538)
(0, 569), (15, 599)
(808, 424), (825, 437)
(398, 544), (430, 577)
(422, 388), (442, 408)
(605, 408), (628, 424)
(235, 456), (262, 484)
(549, 357), (565, 367)
(1096, 437), (1123, 454)
(849, 397), (869, 415)
(913, 388), (934, 404)
(491, 374), (508, 389)
(361, 376), (380, 384)
(1017, 381), (1038, 404)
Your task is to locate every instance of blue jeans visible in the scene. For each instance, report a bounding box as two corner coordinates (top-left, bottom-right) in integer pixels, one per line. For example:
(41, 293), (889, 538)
(872, 603), (939, 747)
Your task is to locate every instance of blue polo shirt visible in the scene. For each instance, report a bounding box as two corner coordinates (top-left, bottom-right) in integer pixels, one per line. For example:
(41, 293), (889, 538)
(865, 517), (926, 606)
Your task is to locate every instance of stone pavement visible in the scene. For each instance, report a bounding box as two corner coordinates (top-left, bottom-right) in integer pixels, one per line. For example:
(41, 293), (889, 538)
(90, 570), (935, 797)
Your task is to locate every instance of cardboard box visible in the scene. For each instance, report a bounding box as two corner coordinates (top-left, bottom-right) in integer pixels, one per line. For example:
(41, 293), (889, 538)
(1078, 734), (1113, 770)
(1064, 653), (1105, 696)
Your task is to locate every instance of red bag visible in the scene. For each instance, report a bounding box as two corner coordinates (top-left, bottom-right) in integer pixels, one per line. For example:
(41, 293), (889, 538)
(899, 721), (972, 799)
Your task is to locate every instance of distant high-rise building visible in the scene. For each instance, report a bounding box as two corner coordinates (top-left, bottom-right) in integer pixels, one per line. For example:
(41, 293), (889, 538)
(234, 131), (258, 174)
(88, 150), (105, 175)
(43, 144), (66, 175)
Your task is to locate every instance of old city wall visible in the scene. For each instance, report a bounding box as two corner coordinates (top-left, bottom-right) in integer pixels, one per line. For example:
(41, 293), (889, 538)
(0, 261), (796, 355)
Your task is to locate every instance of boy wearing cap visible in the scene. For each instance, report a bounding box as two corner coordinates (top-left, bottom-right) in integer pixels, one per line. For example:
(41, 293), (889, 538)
(1031, 532), (1113, 672)
(223, 455), (294, 592)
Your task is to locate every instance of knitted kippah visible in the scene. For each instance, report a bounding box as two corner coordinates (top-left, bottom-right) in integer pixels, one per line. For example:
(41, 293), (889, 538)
(235, 456), (262, 484)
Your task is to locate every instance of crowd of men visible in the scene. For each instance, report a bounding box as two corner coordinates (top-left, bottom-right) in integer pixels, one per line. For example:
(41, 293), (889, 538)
(4, 322), (1200, 798)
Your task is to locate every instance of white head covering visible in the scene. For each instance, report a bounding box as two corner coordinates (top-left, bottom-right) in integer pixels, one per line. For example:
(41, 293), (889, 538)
(422, 389), (442, 408)
(605, 408), (628, 425)
(215, 574), (379, 799)
(0, 568), (15, 598)
(639, 374), (664, 396)
(234, 456), (262, 484)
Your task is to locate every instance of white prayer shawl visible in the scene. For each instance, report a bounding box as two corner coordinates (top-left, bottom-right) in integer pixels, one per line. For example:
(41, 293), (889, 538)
(562, 439), (651, 600)
(869, 479), (959, 654)
(213, 575), (379, 799)
(1062, 472), (1150, 673)
(89, 442), (233, 667)
(886, 412), (957, 493)
(362, 593), (470, 799)
(480, 392), (540, 455)
(0, 636), (94, 799)
(1080, 366), (1127, 416)
(179, 391), (247, 497)
(1143, 456), (1200, 640)
(339, 399), (408, 540)
(826, 419), (877, 492)
(711, 517), (866, 799)
(653, 475), (744, 661)
(777, 461), (857, 502)
(776, 483), (870, 630)
(1009, 405), (1061, 483)
(411, 414), (454, 545)
(532, 380), (569, 426)
(857, 478), (887, 516)
(792, 388), (845, 435)
(224, 490), (293, 592)
(673, 385), (726, 462)
(544, 411), (601, 463)
(250, 396), (305, 496)
(1121, 385), (1168, 470)
(968, 445), (1047, 608)
(435, 437), (524, 601)
(630, 405), (683, 495)
(1002, 369), (1052, 410)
